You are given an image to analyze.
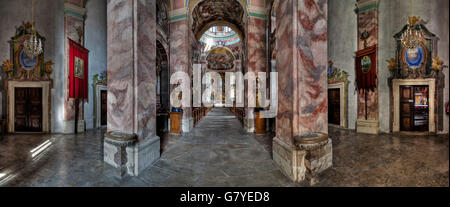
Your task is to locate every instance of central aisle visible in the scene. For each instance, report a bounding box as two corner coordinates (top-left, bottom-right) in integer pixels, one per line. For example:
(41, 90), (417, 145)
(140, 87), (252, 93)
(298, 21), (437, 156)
(143, 108), (292, 187)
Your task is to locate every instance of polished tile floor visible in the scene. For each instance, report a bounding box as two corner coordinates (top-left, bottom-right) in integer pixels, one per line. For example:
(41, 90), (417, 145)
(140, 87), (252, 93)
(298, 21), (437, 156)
(0, 108), (448, 187)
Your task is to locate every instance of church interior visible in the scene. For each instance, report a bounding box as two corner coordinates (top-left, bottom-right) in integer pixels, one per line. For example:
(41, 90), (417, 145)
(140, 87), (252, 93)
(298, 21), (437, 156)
(0, 0), (448, 187)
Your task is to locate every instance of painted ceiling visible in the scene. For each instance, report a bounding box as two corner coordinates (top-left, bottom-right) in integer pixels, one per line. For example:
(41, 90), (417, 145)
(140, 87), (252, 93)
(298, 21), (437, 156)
(191, 0), (244, 39)
(206, 47), (235, 70)
(199, 26), (241, 47)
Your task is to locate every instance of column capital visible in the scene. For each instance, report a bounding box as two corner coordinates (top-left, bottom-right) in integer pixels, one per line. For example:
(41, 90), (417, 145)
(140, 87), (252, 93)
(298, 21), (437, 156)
(355, 0), (379, 14)
(64, 2), (86, 19)
(247, 5), (267, 19)
(169, 8), (189, 23)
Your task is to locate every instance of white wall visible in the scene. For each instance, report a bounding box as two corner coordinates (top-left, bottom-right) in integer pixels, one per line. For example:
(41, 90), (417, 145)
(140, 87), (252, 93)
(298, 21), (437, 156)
(328, 0), (358, 129)
(84, 0), (107, 129)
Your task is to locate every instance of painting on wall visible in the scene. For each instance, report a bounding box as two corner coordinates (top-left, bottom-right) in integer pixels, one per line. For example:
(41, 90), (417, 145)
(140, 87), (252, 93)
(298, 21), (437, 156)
(74, 57), (84, 79)
(206, 47), (235, 70)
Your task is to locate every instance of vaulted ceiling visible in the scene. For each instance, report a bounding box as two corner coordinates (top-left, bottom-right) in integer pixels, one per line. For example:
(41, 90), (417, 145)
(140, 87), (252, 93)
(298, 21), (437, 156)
(206, 47), (236, 70)
(191, 0), (245, 40)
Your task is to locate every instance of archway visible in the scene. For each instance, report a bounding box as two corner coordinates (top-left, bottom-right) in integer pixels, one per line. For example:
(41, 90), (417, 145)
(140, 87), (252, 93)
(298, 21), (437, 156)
(190, 0), (246, 114)
(156, 40), (170, 139)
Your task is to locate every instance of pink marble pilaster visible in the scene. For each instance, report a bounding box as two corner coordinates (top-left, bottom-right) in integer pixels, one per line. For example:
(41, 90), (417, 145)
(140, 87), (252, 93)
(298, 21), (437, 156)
(107, 0), (157, 141)
(245, 16), (267, 132)
(169, 19), (192, 120)
(356, 6), (379, 121)
(64, 0), (86, 133)
(275, 0), (328, 145)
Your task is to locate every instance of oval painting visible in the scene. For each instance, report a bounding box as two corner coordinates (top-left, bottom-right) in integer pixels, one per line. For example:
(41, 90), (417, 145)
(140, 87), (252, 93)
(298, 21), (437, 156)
(19, 49), (38, 70)
(404, 45), (424, 68)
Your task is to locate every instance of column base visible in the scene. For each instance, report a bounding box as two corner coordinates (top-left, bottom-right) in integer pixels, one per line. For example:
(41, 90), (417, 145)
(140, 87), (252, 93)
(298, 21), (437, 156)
(272, 136), (333, 185)
(62, 120), (85, 134)
(182, 118), (193, 133)
(104, 131), (160, 178)
(356, 119), (380, 134)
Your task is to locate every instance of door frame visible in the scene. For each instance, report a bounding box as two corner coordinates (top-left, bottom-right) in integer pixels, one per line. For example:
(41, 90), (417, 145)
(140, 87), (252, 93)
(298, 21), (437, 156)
(393, 78), (435, 133)
(7, 81), (51, 133)
(95, 84), (107, 128)
(328, 82), (347, 128)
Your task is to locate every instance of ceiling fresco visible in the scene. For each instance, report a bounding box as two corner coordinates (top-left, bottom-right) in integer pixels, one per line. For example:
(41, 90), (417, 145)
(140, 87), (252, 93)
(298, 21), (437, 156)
(191, 0), (245, 39)
(206, 47), (236, 70)
(200, 26), (241, 48)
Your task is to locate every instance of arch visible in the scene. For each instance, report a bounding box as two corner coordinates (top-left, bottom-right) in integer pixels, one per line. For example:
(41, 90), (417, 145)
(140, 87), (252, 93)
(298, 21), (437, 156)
(156, 40), (169, 64)
(206, 46), (236, 71)
(190, 0), (246, 41)
(195, 20), (244, 41)
(188, 0), (247, 12)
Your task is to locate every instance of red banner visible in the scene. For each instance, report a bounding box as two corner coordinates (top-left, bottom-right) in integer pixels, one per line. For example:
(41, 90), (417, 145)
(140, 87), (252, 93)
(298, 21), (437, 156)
(355, 45), (377, 91)
(69, 39), (89, 100)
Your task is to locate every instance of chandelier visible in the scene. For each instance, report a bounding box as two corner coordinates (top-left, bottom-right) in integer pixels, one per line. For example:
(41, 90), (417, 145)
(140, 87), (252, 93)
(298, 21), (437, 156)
(23, 0), (43, 58)
(401, 0), (425, 49)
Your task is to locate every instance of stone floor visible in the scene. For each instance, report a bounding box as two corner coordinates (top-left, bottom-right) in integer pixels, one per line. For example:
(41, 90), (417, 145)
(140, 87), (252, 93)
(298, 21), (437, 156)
(0, 108), (448, 187)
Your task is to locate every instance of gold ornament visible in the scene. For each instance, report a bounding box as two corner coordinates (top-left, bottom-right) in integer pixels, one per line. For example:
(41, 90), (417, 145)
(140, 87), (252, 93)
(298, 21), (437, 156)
(1, 60), (13, 72)
(432, 56), (445, 71)
(386, 58), (397, 71)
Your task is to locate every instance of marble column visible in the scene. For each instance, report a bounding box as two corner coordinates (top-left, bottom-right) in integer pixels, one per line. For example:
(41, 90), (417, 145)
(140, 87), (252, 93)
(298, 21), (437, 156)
(169, 8), (193, 133)
(245, 6), (267, 133)
(272, 0), (332, 184)
(63, 1), (86, 133)
(355, 0), (380, 134)
(104, 0), (160, 177)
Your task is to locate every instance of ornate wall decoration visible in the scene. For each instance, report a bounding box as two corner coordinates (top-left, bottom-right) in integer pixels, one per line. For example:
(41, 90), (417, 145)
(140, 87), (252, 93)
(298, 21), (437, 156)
(432, 56), (447, 72)
(1, 22), (52, 81)
(391, 23), (439, 79)
(206, 47), (235, 70)
(388, 21), (447, 132)
(328, 61), (349, 85)
(2, 22), (54, 133)
(93, 71), (107, 85)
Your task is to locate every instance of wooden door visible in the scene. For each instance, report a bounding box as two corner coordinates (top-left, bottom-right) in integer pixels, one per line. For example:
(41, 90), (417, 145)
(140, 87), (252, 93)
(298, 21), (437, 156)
(101, 90), (107, 126)
(15, 88), (42, 132)
(328, 88), (340, 125)
(14, 88), (28, 132)
(400, 86), (413, 131)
